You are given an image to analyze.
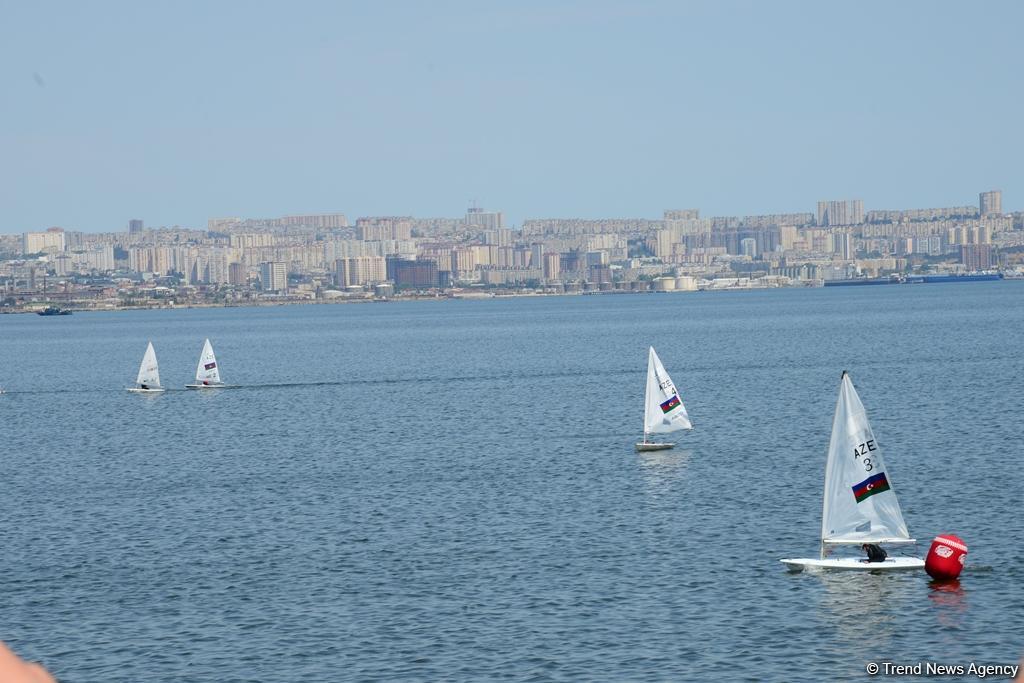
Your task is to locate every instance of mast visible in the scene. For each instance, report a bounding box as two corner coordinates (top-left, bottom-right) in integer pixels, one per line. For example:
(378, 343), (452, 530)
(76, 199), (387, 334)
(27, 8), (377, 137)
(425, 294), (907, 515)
(643, 347), (655, 441)
(820, 369), (847, 559)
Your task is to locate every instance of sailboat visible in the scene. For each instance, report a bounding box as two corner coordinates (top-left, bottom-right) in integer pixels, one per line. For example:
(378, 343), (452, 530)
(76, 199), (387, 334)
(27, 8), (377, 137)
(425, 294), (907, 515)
(126, 342), (166, 394)
(185, 338), (226, 389)
(781, 371), (924, 571)
(636, 346), (692, 451)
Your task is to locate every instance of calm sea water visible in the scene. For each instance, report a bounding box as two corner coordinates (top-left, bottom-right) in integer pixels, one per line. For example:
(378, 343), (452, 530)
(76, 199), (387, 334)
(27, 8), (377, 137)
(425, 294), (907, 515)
(2, 283), (1023, 682)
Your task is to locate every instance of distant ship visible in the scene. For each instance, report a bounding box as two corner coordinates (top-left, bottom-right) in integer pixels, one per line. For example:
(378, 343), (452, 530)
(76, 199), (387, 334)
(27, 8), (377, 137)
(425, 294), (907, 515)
(36, 306), (73, 316)
(825, 273), (1003, 287)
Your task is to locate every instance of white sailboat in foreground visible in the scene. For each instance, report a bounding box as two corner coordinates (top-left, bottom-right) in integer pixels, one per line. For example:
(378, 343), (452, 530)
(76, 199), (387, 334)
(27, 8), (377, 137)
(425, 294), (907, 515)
(636, 346), (692, 452)
(185, 338), (226, 389)
(781, 372), (924, 571)
(127, 342), (165, 394)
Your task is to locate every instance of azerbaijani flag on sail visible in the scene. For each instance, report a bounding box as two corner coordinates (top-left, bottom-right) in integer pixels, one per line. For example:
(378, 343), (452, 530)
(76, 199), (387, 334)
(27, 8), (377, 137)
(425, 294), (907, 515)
(204, 362), (217, 370)
(852, 472), (891, 503)
(660, 395), (681, 413)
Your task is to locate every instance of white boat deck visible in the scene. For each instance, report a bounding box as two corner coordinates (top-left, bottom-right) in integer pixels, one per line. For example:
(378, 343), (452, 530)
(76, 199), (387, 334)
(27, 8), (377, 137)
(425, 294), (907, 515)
(781, 557), (924, 571)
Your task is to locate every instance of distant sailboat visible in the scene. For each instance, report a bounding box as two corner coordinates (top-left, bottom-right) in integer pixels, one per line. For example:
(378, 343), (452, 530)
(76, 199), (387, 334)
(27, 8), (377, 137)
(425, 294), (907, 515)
(636, 346), (692, 452)
(185, 338), (225, 389)
(781, 372), (924, 571)
(127, 342), (165, 394)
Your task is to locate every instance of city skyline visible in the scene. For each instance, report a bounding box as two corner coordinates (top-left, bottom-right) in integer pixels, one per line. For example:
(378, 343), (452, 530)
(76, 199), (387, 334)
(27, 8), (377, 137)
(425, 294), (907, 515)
(0, 188), (1016, 236)
(2, 1), (1022, 232)
(4, 185), (1021, 313)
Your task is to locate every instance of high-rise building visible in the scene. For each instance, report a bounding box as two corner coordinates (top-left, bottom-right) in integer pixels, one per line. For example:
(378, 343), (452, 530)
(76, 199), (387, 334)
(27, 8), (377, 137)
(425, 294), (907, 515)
(230, 233), (276, 248)
(979, 190), (1002, 217)
(280, 213), (348, 229)
(740, 238), (757, 259)
(22, 228), (65, 254)
(335, 256), (387, 287)
(389, 258), (439, 288)
(588, 264), (612, 283)
(450, 248), (477, 278)
(960, 244), (993, 270)
(128, 219), (144, 234)
(654, 229), (674, 258)
(466, 207), (505, 231)
(543, 252), (561, 281)
(260, 261), (288, 292)
(355, 217), (413, 241)
(512, 246), (532, 268)
(663, 209), (700, 220)
(482, 228), (513, 246)
(817, 200), (864, 226)
(530, 243), (545, 269)
(228, 262), (248, 285)
(832, 232), (854, 260)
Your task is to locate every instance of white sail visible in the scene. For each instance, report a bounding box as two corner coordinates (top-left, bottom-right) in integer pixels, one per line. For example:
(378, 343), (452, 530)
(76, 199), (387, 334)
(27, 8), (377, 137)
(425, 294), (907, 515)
(820, 372), (910, 546)
(194, 339), (222, 384)
(136, 342), (162, 388)
(643, 347), (692, 436)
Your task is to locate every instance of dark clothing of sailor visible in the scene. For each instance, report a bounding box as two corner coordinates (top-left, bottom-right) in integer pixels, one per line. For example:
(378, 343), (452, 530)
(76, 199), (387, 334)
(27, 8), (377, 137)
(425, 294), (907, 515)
(862, 543), (887, 563)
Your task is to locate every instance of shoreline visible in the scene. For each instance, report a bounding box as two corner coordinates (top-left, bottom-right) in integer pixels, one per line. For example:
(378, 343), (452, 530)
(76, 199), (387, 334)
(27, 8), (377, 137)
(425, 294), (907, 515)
(2, 276), (1016, 315)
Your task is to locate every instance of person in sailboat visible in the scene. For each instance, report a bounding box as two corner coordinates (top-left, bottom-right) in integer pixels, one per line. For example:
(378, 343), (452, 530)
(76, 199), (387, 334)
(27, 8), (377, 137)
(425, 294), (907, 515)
(140, 383), (150, 390)
(862, 543), (887, 563)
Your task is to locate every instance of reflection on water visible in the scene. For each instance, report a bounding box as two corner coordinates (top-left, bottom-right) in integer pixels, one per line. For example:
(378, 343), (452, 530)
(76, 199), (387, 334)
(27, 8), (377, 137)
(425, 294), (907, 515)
(636, 448), (692, 494)
(928, 579), (968, 630)
(817, 573), (898, 661)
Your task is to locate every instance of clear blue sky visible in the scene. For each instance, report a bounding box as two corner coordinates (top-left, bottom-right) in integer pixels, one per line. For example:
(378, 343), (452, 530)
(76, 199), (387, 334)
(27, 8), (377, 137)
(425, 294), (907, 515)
(1, 0), (1021, 233)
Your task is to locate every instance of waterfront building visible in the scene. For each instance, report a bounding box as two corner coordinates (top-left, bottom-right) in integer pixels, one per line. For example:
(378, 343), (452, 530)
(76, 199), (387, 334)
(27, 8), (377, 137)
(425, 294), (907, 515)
(960, 244), (993, 270)
(479, 266), (543, 285)
(260, 261), (288, 292)
(530, 243), (545, 269)
(335, 256), (387, 287)
(543, 252), (561, 281)
(228, 262), (248, 285)
(388, 257), (439, 288)
(588, 264), (612, 283)
(512, 246), (533, 267)
(450, 248), (477, 279)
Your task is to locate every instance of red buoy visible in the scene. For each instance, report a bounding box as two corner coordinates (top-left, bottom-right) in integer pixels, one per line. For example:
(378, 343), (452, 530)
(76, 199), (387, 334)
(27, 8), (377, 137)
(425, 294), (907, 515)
(925, 534), (968, 580)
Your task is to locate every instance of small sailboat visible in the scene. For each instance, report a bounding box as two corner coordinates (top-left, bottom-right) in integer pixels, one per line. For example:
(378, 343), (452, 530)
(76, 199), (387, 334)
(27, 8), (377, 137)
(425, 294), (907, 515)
(185, 338), (226, 389)
(636, 346), (692, 451)
(126, 342), (166, 393)
(781, 372), (924, 571)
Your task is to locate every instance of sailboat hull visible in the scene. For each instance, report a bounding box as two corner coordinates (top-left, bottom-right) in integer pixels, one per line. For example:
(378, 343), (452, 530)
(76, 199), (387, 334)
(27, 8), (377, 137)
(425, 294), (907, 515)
(126, 387), (165, 394)
(780, 557), (924, 572)
(635, 442), (674, 452)
(185, 383), (227, 389)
